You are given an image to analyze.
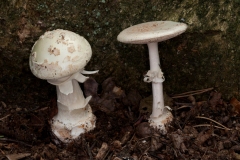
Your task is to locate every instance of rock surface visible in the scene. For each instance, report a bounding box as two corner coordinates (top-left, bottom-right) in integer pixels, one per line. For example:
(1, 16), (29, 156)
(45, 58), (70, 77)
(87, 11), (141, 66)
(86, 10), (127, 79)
(1, 0), (240, 98)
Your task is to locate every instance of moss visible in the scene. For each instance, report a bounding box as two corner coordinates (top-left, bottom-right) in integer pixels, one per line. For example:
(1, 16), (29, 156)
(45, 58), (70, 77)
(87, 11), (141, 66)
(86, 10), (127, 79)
(196, 3), (210, 20)
(1, 0), (240, 99)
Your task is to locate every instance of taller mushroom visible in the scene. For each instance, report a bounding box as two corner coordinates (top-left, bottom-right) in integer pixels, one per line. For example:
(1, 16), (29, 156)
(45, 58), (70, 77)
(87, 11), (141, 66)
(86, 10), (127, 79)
(29, 29), (98, 142)
(117, 21), (187, 133)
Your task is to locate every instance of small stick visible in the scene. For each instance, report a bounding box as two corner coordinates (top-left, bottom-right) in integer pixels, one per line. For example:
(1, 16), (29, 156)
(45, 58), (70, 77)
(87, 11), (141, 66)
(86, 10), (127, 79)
(90, 141), (96, 150)
(139, 148), (150, 160)
(95, 142), (109, 160)
(86, 142), (93, 160)
(172, 88), (213, 98)
(195, 116), (231, 130)
(176, 105), (192, 110)
(0, 114), (10, 121)
(36, 107), (48, 112)
(0, 138), (32, 147)
(175, 102), (194, 106)
(103, 150), (111, 160)
(173, 87), (213, 96)
(0, 148), (5, 155)
(6, 153), (31, 160)
(193, 124), (228, 130)
(106, 151), (113, 160)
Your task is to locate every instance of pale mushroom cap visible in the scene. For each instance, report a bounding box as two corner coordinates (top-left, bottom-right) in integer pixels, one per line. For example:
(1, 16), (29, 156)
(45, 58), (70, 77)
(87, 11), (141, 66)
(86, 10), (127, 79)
(117, 21), (187, 44)
(29, 29), (92, 79)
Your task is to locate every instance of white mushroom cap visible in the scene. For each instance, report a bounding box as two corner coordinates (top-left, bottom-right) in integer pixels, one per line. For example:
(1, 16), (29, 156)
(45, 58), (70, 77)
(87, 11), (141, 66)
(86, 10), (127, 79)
(117, 21), (187, 44)
(29, 29), (92, 79)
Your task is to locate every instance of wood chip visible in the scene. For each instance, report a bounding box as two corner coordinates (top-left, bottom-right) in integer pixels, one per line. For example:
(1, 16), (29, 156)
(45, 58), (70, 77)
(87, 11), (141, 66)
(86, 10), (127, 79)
(95, 142), (108, 160)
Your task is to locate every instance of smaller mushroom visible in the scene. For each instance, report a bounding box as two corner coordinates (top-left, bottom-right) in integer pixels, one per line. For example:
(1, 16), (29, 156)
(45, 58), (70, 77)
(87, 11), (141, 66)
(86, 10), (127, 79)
(117, 21), (187, 133)
(29, 29), (98, 142)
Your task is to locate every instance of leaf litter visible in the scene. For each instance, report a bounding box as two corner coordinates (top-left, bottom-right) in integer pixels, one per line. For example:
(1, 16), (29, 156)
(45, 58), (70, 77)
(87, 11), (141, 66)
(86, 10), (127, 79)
(1, 77), (240, 159)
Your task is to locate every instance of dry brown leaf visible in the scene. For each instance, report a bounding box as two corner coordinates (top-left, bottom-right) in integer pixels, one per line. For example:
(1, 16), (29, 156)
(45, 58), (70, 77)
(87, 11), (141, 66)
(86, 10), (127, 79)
(98, 98), (115, 113)
(208, 92), (222, 108)
(150, 136), (163, 151)
(230, 97), (240, 116)
(122, 89), (142, 113)
(111, 140), (122, 151)
(232, 152), (240, 160)
(194, 129), (213, 146)
(169, 131), (187, 153)
(6, 153), (31, 160)
(84, 77), (126, 113)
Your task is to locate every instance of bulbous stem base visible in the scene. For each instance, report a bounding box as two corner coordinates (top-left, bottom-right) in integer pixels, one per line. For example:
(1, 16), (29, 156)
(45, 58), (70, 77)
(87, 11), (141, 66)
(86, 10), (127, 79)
(51, 104), (96, 143)
(148, 108), (173, 134)
(49, 73), (96, 143)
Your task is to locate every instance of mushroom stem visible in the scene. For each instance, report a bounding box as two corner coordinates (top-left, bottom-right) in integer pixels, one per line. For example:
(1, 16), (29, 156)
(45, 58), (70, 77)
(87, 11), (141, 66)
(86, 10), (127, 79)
(148, 42), (161, 71)
(147, 42), (165, 118)
(49, 72), (96, 142)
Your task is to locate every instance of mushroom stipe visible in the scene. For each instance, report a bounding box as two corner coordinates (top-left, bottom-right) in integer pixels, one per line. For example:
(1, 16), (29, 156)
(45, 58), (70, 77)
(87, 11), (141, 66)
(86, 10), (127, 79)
(117, 21), (187, 133)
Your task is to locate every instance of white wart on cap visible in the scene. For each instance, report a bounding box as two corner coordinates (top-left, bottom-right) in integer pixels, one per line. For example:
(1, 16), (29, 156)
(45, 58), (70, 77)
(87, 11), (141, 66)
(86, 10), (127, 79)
(117, 21), (187, 44)
(29, 29), (92, 80)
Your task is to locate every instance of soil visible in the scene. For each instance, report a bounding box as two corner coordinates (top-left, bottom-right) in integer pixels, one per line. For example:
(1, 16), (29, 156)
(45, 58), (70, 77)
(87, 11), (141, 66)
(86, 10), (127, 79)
(1, 74), (240, 160)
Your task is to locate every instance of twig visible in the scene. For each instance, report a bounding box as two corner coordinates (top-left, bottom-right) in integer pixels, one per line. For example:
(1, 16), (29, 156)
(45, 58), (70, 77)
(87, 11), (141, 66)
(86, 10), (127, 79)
(172, 88), (213, 98)
(0, 114), (10, 121)
(175, 102), (194, 106)
(121, 132), (135, 150)
(139, 149), (150, 160)
(36, 107), (48, 112)
(148, 152), (164, 159)
(86, 142), (93, 160)
(0, 138), (32, 147)
(102, 150), (112, 160)
(90, 141), (96, 150)
(195, 116), (231, 130)
(176, 105), (192, 110)
(193, 124), (228, 130)
(106, 151), (113, 160)
(0, 148), (5, 155)
(177, 150), (187, 160)
(95, 142), (109, 160)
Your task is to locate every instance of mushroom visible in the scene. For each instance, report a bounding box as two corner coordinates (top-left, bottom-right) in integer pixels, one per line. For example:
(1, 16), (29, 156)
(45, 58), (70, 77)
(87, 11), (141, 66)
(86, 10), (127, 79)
(29, 29), (98, 142)
(117, 21), (187, 133)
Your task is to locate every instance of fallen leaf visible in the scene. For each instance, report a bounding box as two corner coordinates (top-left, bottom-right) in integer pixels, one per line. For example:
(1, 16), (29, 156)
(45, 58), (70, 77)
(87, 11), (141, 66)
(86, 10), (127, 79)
(150, 136), (163, 151)
(230, 97), (240, 116)
(98, 98), (115, 113)
(195, 129), (213, 146)
(6, 153), (31, 160)
(102, 77), (115, 94)
(84, 77), (100, 104)
(208, 92), (222, 108)
(85, 77), (126, 113)
(122, 89), (142, 112)
(232, 152), (240, 160)
(169, 131), (187, 153)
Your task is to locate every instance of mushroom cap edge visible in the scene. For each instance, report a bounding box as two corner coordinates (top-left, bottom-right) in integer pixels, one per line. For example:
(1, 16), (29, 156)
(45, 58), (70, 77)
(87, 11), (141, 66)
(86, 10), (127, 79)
(117, 21), (187, 44)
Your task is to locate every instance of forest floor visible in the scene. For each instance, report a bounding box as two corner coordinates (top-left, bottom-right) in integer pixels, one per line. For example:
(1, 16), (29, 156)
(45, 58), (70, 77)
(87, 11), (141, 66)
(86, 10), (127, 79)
(1, 75), (240, 160)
